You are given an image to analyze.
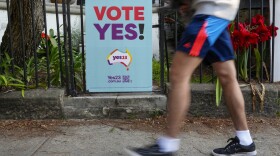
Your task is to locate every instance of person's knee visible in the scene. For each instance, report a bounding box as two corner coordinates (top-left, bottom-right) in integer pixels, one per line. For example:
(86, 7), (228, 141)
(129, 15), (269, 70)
(170, 69), (182, 84)
(170, 68), (191, 85)
(217, 70), (236, 86)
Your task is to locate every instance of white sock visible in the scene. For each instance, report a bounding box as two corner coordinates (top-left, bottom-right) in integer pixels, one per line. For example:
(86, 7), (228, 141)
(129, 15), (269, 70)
(236, 130), (253, 146)
(157, 136), (180, 152)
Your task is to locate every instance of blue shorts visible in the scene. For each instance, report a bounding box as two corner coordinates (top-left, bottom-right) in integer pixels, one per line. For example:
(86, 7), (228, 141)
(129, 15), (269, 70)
(177, 15), (235, 64)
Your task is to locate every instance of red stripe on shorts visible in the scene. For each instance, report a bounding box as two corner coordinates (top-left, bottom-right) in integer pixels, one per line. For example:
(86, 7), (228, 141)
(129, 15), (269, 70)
(189, 22), (208, 56)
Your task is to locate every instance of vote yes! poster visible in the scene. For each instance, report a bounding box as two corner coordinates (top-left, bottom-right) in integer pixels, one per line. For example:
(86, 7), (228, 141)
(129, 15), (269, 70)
(86, 0), (152, 92)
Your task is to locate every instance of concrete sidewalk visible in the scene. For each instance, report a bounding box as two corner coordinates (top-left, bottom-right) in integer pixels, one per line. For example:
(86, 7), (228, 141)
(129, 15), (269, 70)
(0, 118), (279, 156)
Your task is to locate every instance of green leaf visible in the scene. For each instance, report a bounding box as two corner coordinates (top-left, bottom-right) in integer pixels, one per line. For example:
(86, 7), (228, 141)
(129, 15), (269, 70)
(254, 47), (261, 80)
(229, 21), (235, 32)
(8, 83), (25, 88)
(50, 38), (58, 48)
(0, 75), (8, 86)
(49, 29), (55, 38)
(21, 89), (25, 98)
(37, 49), (46, 54)
(4, 52), (11, 63)
(9, 77), (24, 84)
(216, 78), (223, 107)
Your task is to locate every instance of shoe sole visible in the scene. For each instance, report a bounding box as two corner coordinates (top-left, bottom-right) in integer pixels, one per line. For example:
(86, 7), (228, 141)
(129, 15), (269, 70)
(212, 150), (257, 156)
(124, 148), (142, 156)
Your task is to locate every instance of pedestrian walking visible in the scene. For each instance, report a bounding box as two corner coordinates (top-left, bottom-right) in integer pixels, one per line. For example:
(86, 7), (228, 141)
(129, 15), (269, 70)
(125, 0), (257, 155)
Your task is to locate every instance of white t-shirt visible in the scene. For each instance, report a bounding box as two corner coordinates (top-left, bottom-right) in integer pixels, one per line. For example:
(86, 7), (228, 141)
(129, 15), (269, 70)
(192, 0), (240, 20)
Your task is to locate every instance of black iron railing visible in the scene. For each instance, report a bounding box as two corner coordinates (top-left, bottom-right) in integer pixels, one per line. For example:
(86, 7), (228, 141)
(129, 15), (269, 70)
(157, 0), (277, 93)
(0, 0), (277, 95)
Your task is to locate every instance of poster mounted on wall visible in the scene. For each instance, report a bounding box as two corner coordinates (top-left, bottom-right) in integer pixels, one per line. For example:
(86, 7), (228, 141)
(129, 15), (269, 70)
(86, 0), (152, 92)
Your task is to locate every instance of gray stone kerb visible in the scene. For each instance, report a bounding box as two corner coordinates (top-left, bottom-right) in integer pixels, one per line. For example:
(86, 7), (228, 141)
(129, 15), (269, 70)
(0, 88), (65, 119)
(0, 83), (279, 120)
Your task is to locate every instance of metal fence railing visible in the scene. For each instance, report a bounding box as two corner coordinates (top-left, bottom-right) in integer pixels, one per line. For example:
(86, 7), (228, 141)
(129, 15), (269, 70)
(157, 0), (277, 93)
(0, 0), (277, 96)
(0, 0), (85, 96)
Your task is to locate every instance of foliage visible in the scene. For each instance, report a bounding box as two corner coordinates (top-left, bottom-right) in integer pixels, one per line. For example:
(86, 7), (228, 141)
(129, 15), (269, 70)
(0, 52), (26, 95)
(37, 29), (83, 91)
(215, 14), (279, 107)
(228, 14), (278, 82)
(191, 74), (213, 83)
(152, 59), (167, 86)
(0, 28), (84, 95)
(215, 78), (222, 106)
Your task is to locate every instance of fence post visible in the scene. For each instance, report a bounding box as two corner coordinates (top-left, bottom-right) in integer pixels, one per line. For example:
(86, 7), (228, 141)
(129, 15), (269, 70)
(62, 0), (70, 94)
(79, 1), (86, 93)
(42, 0), (51, 88)
(66, 0), (77, 96)
(30, 1), (39, 88)
(159, 11), (165, 93)
(54, 0), (64, 87)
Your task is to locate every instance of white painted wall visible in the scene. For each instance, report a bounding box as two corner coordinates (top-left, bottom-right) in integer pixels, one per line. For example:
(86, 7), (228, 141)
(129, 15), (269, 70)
(152, 13), (159, 60)
(0, 9), (7, 41)
(270, 0), (280, 82)
(0, 10), (83, 41)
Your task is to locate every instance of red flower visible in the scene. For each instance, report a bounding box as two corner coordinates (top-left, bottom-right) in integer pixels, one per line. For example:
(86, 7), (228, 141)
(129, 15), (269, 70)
(228, 15), (278, 52)
(251, 14), (265, 27)
(41, 32), (50, 40)
(230, 29), (239, 50)
(268, 25), (279, 37)
(239, 27), (258, 49)
(230, 23), (259, 50)
(252, 23), (271, 42)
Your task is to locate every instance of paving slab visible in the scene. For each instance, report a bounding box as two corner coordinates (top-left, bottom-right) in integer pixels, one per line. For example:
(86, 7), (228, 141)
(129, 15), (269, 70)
(0, 137), (49, 156)
(0, 119), (279, 156)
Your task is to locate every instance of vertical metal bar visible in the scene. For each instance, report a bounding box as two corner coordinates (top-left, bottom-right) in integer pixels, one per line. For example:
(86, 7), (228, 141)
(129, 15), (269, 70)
(160, 0), (164, 7)
(6, 0), (14, 74)
(31, 1), (38, 88)
(271, 0), (275, 82)
(80, 1), (86, 92)
(43, 0), (51, 88)
(166, 11), (177, 83)
(66, 0), (77, 96)
(247, 0), (252, 82)
(55, 0), (64, 87)
(260, 0), (264, 82)
(236, 12), (240, 81)
(174, 11), (178, 50)
(18, 0), (27, 85)
(248, 0), (252, 81)
(159, 12), (165, 93)
(164, 30), (170, 82)
(62, 0), (70, 94)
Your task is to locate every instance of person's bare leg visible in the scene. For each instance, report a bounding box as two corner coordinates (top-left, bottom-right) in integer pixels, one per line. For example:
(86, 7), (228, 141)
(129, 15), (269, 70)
(212, 60), (248, 130)
(166, 51), (203, 138)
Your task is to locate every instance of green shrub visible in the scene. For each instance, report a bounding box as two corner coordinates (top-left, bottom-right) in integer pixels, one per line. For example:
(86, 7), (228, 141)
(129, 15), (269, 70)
(152, 59), (168, 87)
